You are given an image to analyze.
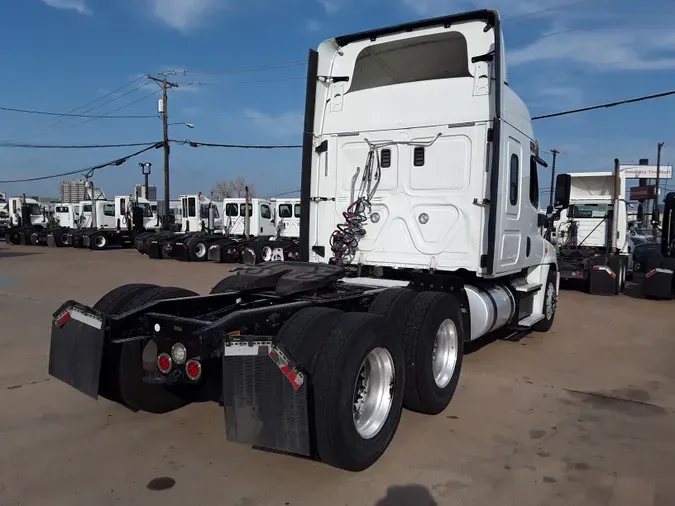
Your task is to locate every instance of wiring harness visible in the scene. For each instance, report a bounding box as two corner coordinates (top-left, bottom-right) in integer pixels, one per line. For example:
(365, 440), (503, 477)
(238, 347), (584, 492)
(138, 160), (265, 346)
(329, 135), (441, 266)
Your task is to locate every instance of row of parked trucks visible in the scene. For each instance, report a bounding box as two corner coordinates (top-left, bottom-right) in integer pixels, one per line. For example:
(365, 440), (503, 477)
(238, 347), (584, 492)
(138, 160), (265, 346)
(3, 191), (301, 265)
(134, 196), (302, 265)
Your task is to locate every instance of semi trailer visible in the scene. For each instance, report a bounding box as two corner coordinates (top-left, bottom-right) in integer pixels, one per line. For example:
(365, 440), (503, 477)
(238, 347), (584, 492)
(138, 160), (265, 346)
(48, 9), (569, 472)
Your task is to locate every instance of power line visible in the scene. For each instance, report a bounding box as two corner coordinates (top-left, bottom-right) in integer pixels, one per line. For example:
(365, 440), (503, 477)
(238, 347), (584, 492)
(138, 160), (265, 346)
(505, 0), (611, 22)
(1, 75), (151, 143)
(532, 88), (675, 121)
(0, 104), (156, 119)
(67, 89), (161, 129)
(0, 141), (160, 149)
(0, 142), (164, 184)
(74, 81), (151, 117)
(267, 188), (301, 198)
(180, 61), (306, 76)
(177, 140), (302, 149)
(180, 76), (306, 87)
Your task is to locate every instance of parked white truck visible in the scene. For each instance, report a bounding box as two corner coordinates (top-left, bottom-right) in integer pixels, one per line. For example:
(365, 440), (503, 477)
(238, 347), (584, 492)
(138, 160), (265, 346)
(180, 193), (223, 233)
(223, 197), (276, 237)
(3, 196), (49, 228)
(49, 10), (569, 472)
(273, 198), (301, 238)
(555, 170), (632, 294)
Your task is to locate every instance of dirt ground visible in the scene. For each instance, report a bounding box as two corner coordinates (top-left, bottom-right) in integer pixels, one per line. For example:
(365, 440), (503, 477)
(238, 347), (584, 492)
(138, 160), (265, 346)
(1, 244), (674, 506)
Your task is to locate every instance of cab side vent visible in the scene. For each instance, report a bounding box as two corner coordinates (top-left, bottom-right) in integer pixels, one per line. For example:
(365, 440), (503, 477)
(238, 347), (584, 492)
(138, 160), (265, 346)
(380, 149), (391, 168)
(413, 147), (425, 167)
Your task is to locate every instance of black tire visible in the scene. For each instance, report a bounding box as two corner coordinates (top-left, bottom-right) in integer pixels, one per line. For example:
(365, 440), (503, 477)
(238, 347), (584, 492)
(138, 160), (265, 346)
(210, 274), (248, 294)
(116, 286), (199, 413)
(94, 284), (159, 403)
(533, 270), (557, 333)
(308, 312), (405, 471)
(401, 291), (464, 415)
(368, 288), (418, 331)
(188, 237), (209, 262)
(277, 307), (345, 373)
(90, 232), (108, 251)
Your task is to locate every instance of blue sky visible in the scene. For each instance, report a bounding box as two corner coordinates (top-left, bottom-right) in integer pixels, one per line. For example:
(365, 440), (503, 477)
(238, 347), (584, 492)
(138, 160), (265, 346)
(1, 0), (674, 200)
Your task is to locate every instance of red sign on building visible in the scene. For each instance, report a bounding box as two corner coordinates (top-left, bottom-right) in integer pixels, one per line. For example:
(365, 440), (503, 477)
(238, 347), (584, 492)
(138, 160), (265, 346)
(630, 185), (656, 201)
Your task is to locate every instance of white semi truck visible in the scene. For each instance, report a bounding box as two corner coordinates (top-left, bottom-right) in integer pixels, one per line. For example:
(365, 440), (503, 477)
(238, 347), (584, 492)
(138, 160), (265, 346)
(48, 10), (569, 472)
(555, 170), (632, 294)
(2, 196), (49, 228)
(2, 196), (50, 244)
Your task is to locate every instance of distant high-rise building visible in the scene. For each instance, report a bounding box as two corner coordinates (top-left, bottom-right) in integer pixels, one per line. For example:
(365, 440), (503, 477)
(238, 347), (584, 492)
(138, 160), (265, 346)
(60, 179), (87, 203)
(59, 179), (106, 203)
(135, 184), (157, 201)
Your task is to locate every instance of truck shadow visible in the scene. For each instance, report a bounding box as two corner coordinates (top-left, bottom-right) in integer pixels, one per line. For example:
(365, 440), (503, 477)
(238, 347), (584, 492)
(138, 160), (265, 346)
(373, 485), (437, 506)
(0, 249), (43, 258)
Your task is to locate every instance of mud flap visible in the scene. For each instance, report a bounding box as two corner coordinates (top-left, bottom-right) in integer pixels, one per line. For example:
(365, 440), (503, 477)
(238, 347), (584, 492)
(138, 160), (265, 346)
(48, 302), (106, 399)
(222, 346), (311, 457)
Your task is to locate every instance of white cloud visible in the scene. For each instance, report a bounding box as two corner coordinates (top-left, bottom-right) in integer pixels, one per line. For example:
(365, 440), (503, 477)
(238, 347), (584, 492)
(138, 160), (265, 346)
(539, 86), (583, 106)
(319, 0), (341, 14)
(243, 109), (303, 137)
(509, 28), (675, 70)
(306, 19), (322, 32)
(147, 0), (226, 32)
(401, 0), (565, 18)
(41, 0), (91, 14)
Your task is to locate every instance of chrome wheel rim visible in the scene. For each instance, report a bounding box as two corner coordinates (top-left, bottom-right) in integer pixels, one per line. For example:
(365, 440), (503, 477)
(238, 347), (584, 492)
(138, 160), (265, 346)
(432, 319), (458, 389)
(195, 243), (206, 258)
(94, 235), (106, 248)
(352, 347), (395, 440)
(546, 283), (556, 320)
(262, 246), (272, 262)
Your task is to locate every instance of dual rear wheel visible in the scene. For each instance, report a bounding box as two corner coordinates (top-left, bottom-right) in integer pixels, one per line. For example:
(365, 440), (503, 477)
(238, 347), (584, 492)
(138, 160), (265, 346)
(279, 288), (465, 471)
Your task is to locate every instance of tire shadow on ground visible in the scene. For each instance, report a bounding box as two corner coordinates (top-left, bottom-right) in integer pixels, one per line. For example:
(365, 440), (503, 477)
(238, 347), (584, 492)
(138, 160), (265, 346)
(374, 485), (437, 506)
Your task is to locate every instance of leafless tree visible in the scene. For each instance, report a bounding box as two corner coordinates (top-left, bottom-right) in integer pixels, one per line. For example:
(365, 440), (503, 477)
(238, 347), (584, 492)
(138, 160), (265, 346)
(211, 177), (256, 199)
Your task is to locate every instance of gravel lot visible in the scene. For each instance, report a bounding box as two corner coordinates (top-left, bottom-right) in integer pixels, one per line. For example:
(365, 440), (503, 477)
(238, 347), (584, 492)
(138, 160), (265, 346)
(1, 244), (674, 506)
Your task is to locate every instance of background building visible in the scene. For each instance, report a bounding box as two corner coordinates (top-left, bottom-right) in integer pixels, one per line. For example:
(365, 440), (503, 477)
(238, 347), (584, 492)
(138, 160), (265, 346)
(59, 179), (106, 203)
(134, 184), (157, 200)
(60, 179), (87, 203)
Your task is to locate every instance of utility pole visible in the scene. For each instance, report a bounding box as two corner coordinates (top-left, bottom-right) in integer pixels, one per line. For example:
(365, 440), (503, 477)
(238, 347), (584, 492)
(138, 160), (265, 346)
(548, 149), (560, 209)
(654, 142), (665, 239)
(148, 74), (178, 230)
(612, 158), (621, 254)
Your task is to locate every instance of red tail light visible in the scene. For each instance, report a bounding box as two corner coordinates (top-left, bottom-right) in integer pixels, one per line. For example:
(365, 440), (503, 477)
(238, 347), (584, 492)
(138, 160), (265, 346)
(186, 359), (202, 381)
(157, 353), (172, 373)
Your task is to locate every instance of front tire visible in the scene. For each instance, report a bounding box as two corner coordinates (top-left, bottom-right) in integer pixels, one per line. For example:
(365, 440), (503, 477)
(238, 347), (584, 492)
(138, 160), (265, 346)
(533, 270), (557, 333)
(401, 292), (464, 415)
(188, 238), (209, 262)
(91, 233), (108, 251)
